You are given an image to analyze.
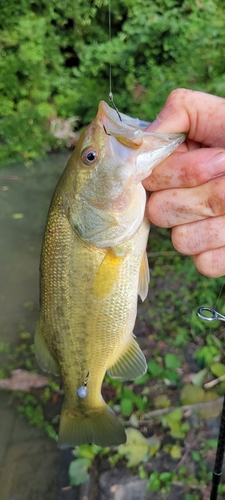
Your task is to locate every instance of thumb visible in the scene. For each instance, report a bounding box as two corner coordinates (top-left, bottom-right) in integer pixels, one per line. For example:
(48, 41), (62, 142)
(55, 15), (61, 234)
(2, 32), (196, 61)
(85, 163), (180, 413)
(146, 88), (225, 148)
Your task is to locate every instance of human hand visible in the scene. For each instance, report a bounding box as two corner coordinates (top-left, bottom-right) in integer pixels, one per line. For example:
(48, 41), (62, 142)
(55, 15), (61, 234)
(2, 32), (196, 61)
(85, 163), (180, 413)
(143, 89), (225, 278)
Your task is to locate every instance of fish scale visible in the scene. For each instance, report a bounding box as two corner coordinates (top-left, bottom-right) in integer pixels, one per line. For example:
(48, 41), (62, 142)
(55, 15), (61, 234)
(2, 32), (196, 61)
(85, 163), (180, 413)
(35, 101), (185, 446)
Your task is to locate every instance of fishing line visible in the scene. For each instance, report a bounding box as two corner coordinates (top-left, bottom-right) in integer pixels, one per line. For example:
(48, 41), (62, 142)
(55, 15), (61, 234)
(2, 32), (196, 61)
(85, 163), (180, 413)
(108, 0), (122, 121)
(197, 282), (225, 499)
(213, 283), (224, 312)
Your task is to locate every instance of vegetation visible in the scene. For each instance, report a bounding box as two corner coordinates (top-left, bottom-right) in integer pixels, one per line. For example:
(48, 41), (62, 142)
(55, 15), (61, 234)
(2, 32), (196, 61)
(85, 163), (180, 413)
(1, 226), (225, 498)
(1, 0), (225, 165)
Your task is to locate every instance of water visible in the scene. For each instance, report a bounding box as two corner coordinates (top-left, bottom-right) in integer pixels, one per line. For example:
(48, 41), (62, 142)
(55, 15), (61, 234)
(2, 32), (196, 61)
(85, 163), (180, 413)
(0, 154), (70, 500)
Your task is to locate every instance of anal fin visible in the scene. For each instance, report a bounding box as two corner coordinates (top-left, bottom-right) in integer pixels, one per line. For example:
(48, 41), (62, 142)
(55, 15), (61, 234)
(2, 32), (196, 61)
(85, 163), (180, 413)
(107, 337), (147, 381)
(34, 321), (60, 376)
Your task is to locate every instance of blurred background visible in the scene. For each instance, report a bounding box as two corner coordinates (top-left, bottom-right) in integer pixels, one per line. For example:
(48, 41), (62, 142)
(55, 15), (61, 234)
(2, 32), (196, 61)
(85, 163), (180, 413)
(1, 0), (225, 166)
(1, 1), (225, 499)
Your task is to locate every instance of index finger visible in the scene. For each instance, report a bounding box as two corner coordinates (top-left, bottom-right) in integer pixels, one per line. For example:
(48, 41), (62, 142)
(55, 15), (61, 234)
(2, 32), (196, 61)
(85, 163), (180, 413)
(143, 147), (225, 191)
(146, 89), (225, 148)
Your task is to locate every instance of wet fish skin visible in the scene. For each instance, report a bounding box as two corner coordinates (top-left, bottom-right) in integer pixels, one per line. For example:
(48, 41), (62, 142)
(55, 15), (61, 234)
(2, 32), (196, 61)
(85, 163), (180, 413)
(35, 102), (185, 447)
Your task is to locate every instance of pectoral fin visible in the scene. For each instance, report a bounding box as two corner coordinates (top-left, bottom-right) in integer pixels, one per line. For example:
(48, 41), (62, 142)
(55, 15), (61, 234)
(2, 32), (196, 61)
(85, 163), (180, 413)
(34, 321), (60, 376)
(93, 249), (125, 298)
(107, 337), (147, 381)
(138, 250), (150, 301)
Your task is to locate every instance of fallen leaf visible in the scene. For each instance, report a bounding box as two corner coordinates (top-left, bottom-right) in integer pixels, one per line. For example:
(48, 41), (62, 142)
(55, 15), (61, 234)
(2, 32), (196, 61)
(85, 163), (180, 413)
(154, 394), (171, 408)
(181, 383), (221, 418)
(118, 427), (149, 467)
(147, 436), (161, 457)
(170, 444), (182, 459)
(192, 368), (208, 387)
(0, 369), (48, 391)
(211, 363), (225, 378)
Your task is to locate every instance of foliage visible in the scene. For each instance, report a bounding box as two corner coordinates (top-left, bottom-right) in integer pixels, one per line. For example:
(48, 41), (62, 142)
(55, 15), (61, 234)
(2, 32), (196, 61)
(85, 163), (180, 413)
(1, 226), (225, 496)
(69, 444), (109, 486)
(1, 0), (225, 165)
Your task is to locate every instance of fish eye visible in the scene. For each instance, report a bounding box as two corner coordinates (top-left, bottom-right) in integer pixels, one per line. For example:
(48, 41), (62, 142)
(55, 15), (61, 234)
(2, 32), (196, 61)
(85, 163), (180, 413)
(81, 147), (98, 166)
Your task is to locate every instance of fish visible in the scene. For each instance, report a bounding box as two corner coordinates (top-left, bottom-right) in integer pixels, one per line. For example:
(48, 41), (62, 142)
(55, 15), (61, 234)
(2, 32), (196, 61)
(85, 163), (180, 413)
(35, 101), (184, 447)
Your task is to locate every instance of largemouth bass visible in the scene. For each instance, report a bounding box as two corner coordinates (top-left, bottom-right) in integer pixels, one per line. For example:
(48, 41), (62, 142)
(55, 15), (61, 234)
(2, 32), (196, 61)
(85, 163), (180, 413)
(35, 102), (184, 447)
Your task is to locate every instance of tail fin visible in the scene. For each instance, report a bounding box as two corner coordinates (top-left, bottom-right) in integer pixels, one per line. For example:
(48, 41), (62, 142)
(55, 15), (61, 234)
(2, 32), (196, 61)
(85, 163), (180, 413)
(58, 403), (126, 448)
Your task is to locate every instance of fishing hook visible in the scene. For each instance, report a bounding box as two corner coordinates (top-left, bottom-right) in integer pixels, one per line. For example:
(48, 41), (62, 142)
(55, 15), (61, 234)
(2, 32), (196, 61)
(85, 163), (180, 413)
(109, 92), (122, 122)
(103, 124), (111, 136)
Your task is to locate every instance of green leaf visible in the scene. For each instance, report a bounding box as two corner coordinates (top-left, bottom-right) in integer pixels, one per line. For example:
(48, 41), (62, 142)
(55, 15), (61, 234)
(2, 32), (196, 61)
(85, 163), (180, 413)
(118, 428), (149, 467)
(191, 451), (201, 462)
(147, 360), (163, 376)
(74, 444), (98, 460)
(120, 397), (133, 416)
(147, 471), (160, 492)
(134, 373), (150, 385)
(163, 370), (179, 382)
(163, 408), (185, 439)
(138, 465), (148, 479)
(211, 363), (225, 378)
(160, 471), (172, 482)
(69, 458), (91, 486)
(170, 444), (182, 459)
(164, 353), (181, 370)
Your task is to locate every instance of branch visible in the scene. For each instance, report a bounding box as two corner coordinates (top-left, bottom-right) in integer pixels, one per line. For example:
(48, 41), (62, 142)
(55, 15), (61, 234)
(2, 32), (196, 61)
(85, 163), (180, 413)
(147, 251), (181, 258)
(204, 374), (225, 389)
(141, 397), (224, 420)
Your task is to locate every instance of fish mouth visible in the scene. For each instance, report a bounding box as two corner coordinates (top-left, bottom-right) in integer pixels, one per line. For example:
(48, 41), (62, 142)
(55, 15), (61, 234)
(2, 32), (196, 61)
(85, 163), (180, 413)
(97, 101), (149, 149)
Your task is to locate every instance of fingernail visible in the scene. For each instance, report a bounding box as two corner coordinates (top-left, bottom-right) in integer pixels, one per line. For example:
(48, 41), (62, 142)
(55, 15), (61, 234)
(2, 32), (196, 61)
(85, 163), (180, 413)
(207, 152), (225, 177)
(145, 117), (161, 132)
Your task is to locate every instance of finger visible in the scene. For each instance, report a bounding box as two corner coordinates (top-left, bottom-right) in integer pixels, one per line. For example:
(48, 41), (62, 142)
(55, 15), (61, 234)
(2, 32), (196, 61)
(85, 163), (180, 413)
(171, 215), (225, 255)
(146, 89), (225, 148)
(147, 176), (225, 227)
(143, 148), (225, 191)
(192, 248), (225, 278)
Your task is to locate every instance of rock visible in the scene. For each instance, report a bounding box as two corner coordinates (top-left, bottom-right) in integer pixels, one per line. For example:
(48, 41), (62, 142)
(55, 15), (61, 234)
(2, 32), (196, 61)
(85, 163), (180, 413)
(99, 469), (147, 500)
